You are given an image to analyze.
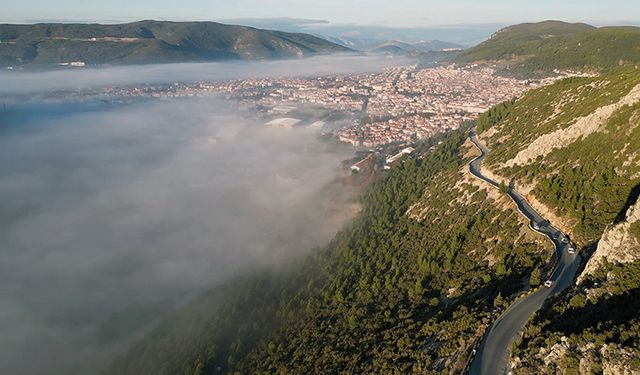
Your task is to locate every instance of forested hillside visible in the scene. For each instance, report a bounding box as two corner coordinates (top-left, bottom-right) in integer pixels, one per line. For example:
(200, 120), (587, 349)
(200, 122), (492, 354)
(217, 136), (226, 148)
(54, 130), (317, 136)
(479, 67), (640, 244)
(512, 259), (640, 373)
(457, 21), (640, 77)
(475, 66), (640, 373)
(114, 129), (550, 374)
(0, 20), (349, 67)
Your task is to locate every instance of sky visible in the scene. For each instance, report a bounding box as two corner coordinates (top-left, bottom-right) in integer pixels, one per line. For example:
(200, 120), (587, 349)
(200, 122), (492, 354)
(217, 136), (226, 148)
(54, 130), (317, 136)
(3, 0), (640, 26)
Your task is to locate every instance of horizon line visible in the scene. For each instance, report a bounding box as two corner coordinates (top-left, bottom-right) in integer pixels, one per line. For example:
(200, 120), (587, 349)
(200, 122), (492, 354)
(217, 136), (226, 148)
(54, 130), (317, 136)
(0, 17), (639, 29)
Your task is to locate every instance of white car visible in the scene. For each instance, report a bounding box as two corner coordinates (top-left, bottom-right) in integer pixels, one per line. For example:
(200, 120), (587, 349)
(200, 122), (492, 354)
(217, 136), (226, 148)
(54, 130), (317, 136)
(561, 237), (569, 244)
(568, 246), (576, 254)
(533, 223), (540, 230)
(544, 280), (554, 288)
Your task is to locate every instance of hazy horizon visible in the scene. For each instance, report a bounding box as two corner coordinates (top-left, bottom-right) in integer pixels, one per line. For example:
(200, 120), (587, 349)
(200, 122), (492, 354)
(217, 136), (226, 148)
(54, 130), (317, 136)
(3, 0), (640, 27)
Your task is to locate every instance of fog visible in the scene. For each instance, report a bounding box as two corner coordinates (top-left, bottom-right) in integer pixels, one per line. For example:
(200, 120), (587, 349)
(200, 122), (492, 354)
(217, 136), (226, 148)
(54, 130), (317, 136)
(0, 54), (408, 96)
(0, 56), (398, 374)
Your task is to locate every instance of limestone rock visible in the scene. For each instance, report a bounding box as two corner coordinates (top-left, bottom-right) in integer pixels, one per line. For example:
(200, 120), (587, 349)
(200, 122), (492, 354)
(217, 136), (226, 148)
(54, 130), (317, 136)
(578, 198), (640, 283)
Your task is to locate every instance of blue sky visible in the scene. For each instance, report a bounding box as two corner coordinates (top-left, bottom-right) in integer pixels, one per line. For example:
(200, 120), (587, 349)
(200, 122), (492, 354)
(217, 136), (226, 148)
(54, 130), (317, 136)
(4, 0), (639, 26)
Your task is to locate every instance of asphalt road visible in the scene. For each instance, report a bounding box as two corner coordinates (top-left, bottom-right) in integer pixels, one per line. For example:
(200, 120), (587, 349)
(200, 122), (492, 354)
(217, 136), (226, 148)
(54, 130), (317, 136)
(467, 129), (582, 375)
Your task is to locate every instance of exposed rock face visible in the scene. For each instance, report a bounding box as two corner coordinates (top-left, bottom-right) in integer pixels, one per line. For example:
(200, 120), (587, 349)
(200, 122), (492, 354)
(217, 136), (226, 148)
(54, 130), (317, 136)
(512, 340), (640, 375)
(542, 337), (570, 367)
(505, 83), (640, 168)
(601, 344), (640, 375)
(524, 188), (576, 238)
(578, 198), (640, 283)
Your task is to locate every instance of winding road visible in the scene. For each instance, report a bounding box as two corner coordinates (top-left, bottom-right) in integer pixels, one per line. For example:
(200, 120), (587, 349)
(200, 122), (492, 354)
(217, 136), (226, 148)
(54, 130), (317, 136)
(467, 129), (582, 375)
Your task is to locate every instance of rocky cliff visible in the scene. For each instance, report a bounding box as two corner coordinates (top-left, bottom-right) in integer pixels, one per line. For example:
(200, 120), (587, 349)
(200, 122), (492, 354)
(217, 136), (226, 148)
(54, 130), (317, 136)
(578, 197), (640, 283)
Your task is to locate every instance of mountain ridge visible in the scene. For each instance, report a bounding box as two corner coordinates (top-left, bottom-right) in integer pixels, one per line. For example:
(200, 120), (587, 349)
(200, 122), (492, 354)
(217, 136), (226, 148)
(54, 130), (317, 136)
(456, 21), (640, 77)
(0, 20), (351, 67)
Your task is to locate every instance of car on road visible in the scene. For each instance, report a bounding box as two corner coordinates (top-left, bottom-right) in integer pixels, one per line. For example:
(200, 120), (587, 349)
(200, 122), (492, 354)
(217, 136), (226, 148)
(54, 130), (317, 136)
(544, 280), (554, 288)
(533, 223), (540, 230)
(561, 237), (569, 244)
(568, 245), (576, 254)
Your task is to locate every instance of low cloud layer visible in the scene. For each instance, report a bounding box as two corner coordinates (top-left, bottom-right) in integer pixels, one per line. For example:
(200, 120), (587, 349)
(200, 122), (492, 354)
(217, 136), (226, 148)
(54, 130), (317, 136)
(0, 89), (358, 373)
(0, 54), (407, 96)
(0, 55), (406, 373)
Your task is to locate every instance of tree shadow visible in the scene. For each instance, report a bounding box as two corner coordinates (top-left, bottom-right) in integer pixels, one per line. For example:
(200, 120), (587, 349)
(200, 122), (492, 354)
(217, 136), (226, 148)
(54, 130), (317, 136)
(547, 286), (640, 336)
(614, 182), (640, 224)
(574, 241), (599, 279)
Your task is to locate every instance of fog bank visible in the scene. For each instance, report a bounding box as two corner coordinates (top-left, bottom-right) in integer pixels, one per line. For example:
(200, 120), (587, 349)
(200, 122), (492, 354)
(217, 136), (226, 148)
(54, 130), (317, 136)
(0, 54), (408, 95)
(0, 95), (356, 374)
(0, 54), (406, 374)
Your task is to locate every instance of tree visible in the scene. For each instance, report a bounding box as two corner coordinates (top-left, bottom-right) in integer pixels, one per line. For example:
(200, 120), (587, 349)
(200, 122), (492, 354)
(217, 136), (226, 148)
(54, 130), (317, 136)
(530, 268), (541, 287)
(569, 294), (587, 309)
(499, 181), (508, 193)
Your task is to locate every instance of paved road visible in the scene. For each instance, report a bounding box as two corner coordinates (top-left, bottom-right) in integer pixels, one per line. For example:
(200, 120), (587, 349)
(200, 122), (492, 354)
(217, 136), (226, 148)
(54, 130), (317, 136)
(467, 129), (582, 375)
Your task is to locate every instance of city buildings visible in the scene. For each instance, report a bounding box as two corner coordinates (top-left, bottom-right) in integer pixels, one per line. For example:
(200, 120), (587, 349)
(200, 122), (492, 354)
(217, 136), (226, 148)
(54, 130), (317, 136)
(43, 63), (581, 149)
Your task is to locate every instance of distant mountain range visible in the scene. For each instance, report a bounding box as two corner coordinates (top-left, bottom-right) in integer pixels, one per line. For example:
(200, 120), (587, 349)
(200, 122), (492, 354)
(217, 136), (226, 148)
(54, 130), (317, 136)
(0, 20), (350, 67)
(5, 19), (636, 74)
(335, 39), (461, 54)
(456, 20), (640, 76)
(220, 18), (500, 47)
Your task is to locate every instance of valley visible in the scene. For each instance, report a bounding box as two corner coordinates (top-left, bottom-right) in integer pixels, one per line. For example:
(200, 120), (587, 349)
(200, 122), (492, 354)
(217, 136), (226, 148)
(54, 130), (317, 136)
(1, 14), (640, 375)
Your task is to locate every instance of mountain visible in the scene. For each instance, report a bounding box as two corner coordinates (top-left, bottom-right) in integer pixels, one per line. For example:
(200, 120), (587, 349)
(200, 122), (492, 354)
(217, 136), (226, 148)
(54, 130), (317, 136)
(457, 21), (640, 76)
(362, 40), (463, 65)
(368, 40), (462, 54)
(413, 40), (464, 52)
(475, 66), (640, 373)
(220, 18), (499, 47)
(0, 20), (350, 67)
(115, 130), (550, 374)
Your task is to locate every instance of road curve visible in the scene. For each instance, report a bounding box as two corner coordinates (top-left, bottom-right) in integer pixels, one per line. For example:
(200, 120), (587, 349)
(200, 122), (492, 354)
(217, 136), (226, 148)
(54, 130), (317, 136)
(467, 129), (582, 375)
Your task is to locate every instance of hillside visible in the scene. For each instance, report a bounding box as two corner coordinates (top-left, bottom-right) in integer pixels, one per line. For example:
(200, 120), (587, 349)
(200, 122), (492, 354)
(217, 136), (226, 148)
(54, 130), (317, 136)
(114, 130), (551, 374)
(474, 66), (640, 373)
(456, 21), (640, 76)
(109, 68), (640, 375)
(368, 40), (462, 54)
(478, 67), (640, 244)
(0, 20), (350, 67)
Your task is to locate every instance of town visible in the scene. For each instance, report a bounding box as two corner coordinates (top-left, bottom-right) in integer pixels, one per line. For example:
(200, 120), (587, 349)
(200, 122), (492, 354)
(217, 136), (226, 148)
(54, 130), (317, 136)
(196, 64), (575, 147)
(32, 63), (585, 151)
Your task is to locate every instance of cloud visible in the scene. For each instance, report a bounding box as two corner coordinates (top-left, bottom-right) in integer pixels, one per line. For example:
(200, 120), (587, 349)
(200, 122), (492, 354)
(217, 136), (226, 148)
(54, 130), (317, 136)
(0, 54), (407, 97)
(0, 56), (389, 374)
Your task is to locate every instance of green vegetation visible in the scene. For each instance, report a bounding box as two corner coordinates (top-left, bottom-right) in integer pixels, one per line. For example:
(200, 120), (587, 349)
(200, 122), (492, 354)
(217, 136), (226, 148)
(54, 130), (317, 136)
(476, 100), (515, 133)
(532, 163), (635, 240)
(479, 67), (640, 242)
(115, 128), (549, 374)
(631, 221), (640, 241)
(529, 268), (541, 287)
(457, 21), (640, 77)
(513, 260), (640, 374)
(472, 66), (640, 375)
(0, 20), (349, 66)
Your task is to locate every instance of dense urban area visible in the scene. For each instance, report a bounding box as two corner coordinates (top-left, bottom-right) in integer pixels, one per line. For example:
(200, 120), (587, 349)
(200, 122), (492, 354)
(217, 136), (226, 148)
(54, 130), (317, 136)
(213, 65), (539, 147)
